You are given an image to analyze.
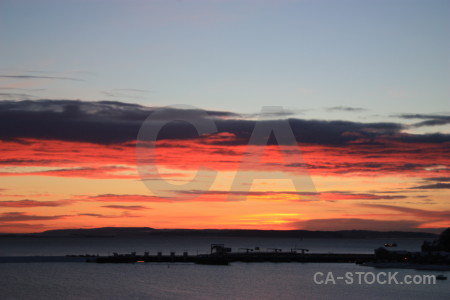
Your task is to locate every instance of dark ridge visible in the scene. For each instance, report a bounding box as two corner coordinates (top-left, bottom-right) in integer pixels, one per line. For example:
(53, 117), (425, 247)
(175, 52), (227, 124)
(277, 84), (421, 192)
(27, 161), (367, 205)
(0, 227), (438, 239)
(38, 227), (156, 237)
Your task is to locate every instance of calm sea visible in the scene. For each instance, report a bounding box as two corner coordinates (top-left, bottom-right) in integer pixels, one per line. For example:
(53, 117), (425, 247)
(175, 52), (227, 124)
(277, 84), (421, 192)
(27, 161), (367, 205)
(0, 237), (448, 300)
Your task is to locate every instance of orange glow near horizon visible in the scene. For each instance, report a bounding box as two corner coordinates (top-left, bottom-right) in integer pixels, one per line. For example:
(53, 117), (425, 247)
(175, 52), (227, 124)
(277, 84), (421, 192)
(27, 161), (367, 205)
(0, 137), (449, 233)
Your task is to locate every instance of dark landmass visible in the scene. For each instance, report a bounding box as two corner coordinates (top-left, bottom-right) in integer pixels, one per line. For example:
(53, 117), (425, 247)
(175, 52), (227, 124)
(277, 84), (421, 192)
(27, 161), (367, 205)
(0, 227), (438, 239)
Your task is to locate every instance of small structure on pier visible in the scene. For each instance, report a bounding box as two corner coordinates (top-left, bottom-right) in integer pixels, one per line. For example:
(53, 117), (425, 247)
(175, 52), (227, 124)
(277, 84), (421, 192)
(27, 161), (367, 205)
(268, 248), (282, 253)
(291, 248), (309, 255)
(239, 248), (254, 253)
(210, 244), (232, 255)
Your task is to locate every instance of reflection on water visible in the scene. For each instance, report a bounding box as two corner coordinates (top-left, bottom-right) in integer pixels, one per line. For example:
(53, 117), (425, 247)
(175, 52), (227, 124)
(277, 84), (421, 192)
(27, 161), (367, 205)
(0, 237), (447, 299)
(0, 262), (448, 300)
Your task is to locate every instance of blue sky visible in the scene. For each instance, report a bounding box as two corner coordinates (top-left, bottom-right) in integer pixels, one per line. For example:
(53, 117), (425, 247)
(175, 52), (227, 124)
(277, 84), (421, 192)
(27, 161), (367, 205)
(1, 0), (449, 125)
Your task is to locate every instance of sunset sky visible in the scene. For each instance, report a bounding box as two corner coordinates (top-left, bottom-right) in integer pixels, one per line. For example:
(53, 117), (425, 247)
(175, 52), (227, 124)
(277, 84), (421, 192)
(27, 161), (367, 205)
(1, 0), (449, 233)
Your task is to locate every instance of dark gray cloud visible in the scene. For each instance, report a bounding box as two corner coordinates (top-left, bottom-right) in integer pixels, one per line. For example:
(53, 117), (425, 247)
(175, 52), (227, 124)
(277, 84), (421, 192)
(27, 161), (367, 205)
(0, 212), (66, 222)
(78, 213), (107, 217)
(395, 133), (450, 144)
(102, 89), (150, 99)
(241, 110), (299, 119)
(300, 162), (445, 174)
(213, 118), (406, 146)
(101, 205), (149, 210)
(0, 223), (46, 229)
(359, 204), (450, 220)
(397, 114), (450, 128)
(423, 177), (450, 182)
(102, 91), (140, 99)
(411, 183), (450, 189)
(87, 194), (172, 203)
(0, 159), (74, 165)
(112, 89), (148, 93)
(0, 100), (235, 144)
(78, 212), (139, 218)
(0, 92), (35, 99)
(0, 88), (46, 91)
(325, 106), (366, 112)
(0, 99), (449, 146)
(0, 200), (72, 207)
(0, 74), (81, 81)
(103, 89), (150, 98)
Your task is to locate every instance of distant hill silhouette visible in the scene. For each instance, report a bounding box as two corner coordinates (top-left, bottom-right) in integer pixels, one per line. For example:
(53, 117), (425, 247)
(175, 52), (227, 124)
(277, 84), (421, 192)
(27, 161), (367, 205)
(39, 227), (156, 237)
(0, 227), (438, 239)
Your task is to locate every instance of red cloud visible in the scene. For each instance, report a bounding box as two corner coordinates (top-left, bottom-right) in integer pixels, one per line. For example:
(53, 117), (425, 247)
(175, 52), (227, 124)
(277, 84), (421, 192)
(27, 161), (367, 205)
(0, 138), (449, 180)
(0, 199), (73, 207)
(87, 194), (172, 203)
(101, 205), (150, 210)
(0, 212), (67, 222)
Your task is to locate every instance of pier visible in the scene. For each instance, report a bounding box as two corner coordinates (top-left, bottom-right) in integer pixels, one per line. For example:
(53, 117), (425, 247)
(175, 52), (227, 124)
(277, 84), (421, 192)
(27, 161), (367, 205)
(0, 245), (376, 265)
(93, 252), (374, 264)
(93, 244), (374, 265)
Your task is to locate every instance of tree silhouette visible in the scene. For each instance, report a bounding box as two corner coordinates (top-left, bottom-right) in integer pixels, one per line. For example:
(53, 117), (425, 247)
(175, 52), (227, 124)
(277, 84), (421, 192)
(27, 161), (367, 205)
(438, 228), (450, 251)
